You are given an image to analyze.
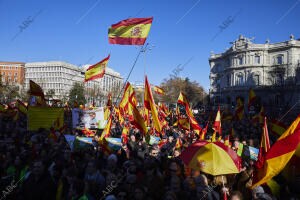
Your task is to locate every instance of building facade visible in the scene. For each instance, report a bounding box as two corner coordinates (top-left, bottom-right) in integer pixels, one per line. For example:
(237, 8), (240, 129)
(82, 65), (123, 106)
(0, 61), (25, 86)
(209, 35), (300, 116)
(25, 61), (123, 106)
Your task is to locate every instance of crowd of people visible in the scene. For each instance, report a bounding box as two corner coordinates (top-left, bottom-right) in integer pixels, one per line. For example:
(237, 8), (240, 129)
(0, 108), (299, 200)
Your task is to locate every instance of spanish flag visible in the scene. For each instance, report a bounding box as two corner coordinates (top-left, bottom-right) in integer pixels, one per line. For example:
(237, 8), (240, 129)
(251, 115), (300, 188)
(175, 138), (183, 149)
(144, 76), (162, 132)
(153, 86), (165, 95)
(248, 88), (257, 110)
(84, 55), (110, 82)
(200, 122), (208, 140)
(177, 92), (202, 134)
(269, 119), (287, 137)
(29, 80), (45, 99)
(121, 125), (129, 144)
(235, 97), (244, 120)
(178, 117), (190, 130)
(100, 115), (112, 141)
(130, 103), (147, 135)
(108, 17), (153, 45)
(213, 107), (222, 134)
(256, 117), (270, 169)
(252, 106), (264, 125)
(119, 82), (137, 113)
(114, 106), (124, 125)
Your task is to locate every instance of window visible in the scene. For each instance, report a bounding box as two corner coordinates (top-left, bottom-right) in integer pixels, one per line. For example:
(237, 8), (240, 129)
(8, 72), (11, 76)
(236, 73), (244, 86)
(255, 56), (260, 64)
(253, 74), (260, 85)
(1, 72), (5, 75)
(275, 73), (284, 85)
(14, 78), (18, 82)
(227, 75), (231, 86)
(239, 57), (243, 65)
(277, 55), (283, 65)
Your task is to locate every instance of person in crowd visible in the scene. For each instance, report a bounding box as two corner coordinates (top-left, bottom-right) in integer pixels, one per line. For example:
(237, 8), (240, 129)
(19, 160), (56, 200)
(0, 105), (299, 200)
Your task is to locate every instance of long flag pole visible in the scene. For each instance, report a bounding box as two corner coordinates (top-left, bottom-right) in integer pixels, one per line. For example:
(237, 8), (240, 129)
(114, 43), (149, 107)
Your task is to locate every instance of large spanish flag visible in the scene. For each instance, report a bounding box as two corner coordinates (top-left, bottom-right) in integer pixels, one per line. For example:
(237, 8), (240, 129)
(85, 55), (110, 82)
(108, 17), (153, 45)
(144, 76), (162, 132)
(251, 115), (300, 188)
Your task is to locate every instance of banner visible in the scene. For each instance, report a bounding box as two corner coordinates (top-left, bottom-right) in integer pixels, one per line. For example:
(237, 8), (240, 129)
(106, 137), (122, 150)
(149, 136), (161, 145)
(73, 107), (104, 129)
(249, 146), (259, 161)
(64, 135), (76, 151)
(73, 137), (94, 150)
(27, 107), (64, 131)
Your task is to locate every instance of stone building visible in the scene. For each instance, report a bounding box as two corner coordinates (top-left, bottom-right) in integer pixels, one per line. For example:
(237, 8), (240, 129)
(209, 35), (300, 116)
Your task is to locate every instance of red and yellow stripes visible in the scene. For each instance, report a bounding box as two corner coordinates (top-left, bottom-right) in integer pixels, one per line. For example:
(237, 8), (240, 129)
(85, 55), (110, 82)
(213, 107), (222, 134)
(180, 141), (241, 175)
(108, 17), (153, 45)
(235, 97), (244, 120)
(153, 86), (165, 95)
(269, 119), (287, 136)
(130, 103), (147, 135)
(177, 92), (202, 134)
(144, 76), (162, 132)
(252, 115), (300, 188)
(248, 88), (257, 109)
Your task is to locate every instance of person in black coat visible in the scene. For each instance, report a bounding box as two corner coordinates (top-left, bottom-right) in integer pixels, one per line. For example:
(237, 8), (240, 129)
(18, 160), (56, 200)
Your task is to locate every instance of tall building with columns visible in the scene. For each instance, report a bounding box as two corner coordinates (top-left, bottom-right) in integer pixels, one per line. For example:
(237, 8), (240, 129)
(209, 35), (300, 116)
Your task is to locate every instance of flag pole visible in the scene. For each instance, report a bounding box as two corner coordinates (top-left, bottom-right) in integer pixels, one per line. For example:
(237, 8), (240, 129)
(114, 43), (149, 106)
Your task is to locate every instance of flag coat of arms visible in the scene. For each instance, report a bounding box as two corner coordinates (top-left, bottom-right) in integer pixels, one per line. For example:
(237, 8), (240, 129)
(108, 17), (153, 45)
